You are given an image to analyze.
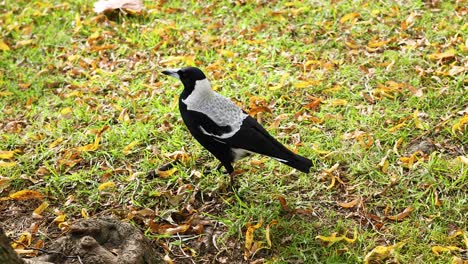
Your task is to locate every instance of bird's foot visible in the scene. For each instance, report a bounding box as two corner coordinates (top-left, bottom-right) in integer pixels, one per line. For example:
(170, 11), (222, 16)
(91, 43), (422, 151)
(228, 169), (244, 189)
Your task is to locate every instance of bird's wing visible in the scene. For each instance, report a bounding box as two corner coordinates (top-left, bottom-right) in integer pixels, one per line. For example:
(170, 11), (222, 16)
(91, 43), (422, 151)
(206, 115), (296, 160)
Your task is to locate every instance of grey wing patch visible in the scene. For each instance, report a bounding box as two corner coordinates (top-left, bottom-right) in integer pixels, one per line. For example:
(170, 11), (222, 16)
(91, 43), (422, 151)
(186, 92), (248, 134)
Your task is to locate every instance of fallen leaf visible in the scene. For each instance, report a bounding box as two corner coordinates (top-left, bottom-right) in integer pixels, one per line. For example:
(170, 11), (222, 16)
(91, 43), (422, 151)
(93, 0), (143, 13)
(327, 99), (348, 106)
(386, 206), (414, 221)
(32, 201), (49, 218)
(452, 115), (467, 134)
(265, 220), (278, 247)
(364, 242), (405, 264)
(428, 49), (455, 60)
(0, 161), (17, 168)
(123, 140), (139, 155)
(81, 208), (89, 219)
(9, 190), (43, 200)
(164, 224), (190, 235)
(0, 149), (20, 159)
(431, 245), (461, 255)
(316, 230), (357, 246)
(269, 73), (290, 90)
(340, 12), (360, 24)
(0, 40), (10, 51)
(98, 181), (116, 191)
(244, 219), (264, 259)
(156, 167), (178, 178)
(336, 197), (361, 208)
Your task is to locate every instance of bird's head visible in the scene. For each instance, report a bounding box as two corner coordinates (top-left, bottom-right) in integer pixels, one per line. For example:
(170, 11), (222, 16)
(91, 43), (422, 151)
(162, 67), (208, 96)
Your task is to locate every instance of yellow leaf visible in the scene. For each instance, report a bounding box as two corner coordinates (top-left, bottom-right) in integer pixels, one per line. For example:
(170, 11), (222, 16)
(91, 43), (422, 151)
(245, 219), (263, 252)
(0, 149), (20, 159)
(269, 73), (290, 90)
(340, 12), (360, 24)
(265, 220), (278, 247)
(16, 39), (34, 47)
(431, 245), (461, 255)
(327, 99), (348, 106)
(218, 49), (234, 58)
(364, 242), (405, 264)
(81, 208), (89, 219)
(413, 110), (424, 129)
(452, 115), (468, 134)
(316, 230), (357, 246)
(0, 161), (17, 168)
(156, 167), (178, 178)
(123, 140), (139, 155)
(160, 56), (195, 66)
(0, 40), (10, 51)
(76, 126), (108, 152)
(32, 201), (49, 218)
(428, 49), (456, 60)
(49, 138), (64, 149)
(61, 107), (73, 116)
(164, 224), (191, 235)
(388, 122), (406, 132)
(98, 181), (115, 191)
(0, 91), (14, 96)
(337, 197), (361, 208)
(9, 190), (43, 200)
(53, 214), (66, 224)
(293, 80), (321, 88)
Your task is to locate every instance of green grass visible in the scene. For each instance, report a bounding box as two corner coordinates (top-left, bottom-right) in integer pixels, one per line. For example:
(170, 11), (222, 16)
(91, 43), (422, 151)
(1, 0), (466, 263)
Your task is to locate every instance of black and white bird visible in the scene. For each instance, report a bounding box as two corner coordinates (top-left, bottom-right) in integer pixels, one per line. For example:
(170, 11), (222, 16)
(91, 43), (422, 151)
(162, 67), (312, 181)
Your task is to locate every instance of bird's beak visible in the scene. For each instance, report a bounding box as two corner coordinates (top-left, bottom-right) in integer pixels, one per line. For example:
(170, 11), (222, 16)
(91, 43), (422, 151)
(162, 69), (180, 80)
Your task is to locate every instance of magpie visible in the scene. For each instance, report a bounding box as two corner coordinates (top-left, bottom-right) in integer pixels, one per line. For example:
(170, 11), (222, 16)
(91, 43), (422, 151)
(162, 67), (312, 182)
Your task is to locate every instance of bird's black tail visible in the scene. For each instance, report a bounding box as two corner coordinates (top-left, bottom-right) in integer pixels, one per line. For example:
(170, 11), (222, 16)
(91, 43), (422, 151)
(279, 153), (312, 173)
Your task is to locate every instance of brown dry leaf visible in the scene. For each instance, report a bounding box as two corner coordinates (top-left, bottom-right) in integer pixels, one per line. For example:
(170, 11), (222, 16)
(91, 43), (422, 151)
(340, 12), (360, 24)
(270, 114), (289, 129)
(164, 224), (190, 235)
(316, 230), (357, 247)
(123, 140), (139, 155)
(32, 201), (49, 218)
(337, 197), (361, 208)
(304, 96), (323, 111)
(93, 0), (143, 13)
(98, 181), (116, 191)
(428, 49), (455, 60)
(342, 130), (366, 140)
(386, 206), (414, 221)
(249, 96), (271, 116)
(8, 190), (43, 201)
(278, 195), (291, 212)
(364, 242), (405, 264)
(244, 218), (264, 259)
(163, 255), (174, 264)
